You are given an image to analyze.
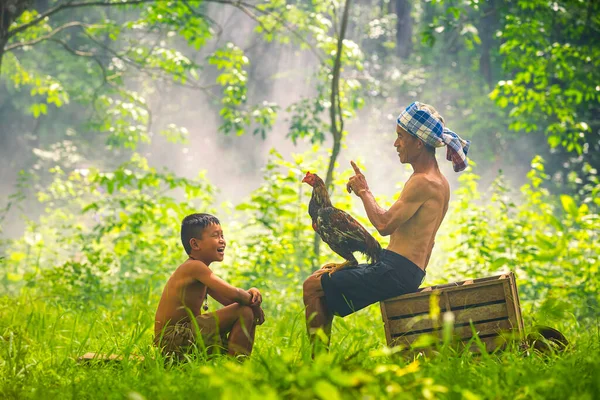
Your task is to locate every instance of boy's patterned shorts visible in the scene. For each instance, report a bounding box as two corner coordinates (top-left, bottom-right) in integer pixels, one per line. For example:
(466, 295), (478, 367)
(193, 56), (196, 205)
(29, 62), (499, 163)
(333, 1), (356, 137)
(154, 313), (227, 358)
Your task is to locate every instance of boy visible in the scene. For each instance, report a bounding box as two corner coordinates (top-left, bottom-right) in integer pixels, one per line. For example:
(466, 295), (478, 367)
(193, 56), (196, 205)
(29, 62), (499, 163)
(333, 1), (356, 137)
(154, 213), (265, 357)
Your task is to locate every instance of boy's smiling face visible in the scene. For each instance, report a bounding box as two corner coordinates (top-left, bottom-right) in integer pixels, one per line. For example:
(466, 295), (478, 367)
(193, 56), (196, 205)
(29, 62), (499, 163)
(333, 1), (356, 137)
(190, 223), (226, 264)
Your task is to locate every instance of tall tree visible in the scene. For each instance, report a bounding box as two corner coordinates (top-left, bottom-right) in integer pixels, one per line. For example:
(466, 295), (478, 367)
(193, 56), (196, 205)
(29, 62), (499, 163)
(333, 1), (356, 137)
(394, 0), (412, 58)
(477, 0), (498, 88)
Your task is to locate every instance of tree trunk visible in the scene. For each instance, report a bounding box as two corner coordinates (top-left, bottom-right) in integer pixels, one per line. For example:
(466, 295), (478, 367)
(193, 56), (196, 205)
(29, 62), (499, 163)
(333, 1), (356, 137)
(394, 0), (413, 58)
(0, 0), (32, 74)
(312, 0), (352, 267)
(0, 41), (6, 75)
(478, 0), (498, 88)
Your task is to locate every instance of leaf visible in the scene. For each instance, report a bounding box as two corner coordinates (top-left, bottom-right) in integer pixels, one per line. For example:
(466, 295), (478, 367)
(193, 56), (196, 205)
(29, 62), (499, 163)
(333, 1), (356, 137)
(560, 195), (578, 217)
(10, 252), (26, 262)
(7, 273), (22, 282)
(490, 257), (510, 270)
(313, 380), (340, 400)
(548, 135), (561, 148)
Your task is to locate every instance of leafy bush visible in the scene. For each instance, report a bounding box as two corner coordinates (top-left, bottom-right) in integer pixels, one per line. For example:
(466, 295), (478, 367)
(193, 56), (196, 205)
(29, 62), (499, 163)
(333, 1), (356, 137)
(443, 156), (599, 321)
(1, 153), (215, 302)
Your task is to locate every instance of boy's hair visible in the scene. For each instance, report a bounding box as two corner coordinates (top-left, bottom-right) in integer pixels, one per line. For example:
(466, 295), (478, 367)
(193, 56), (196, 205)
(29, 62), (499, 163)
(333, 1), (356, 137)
(417, 103), (444, 154)
(181, 213), (220, 255)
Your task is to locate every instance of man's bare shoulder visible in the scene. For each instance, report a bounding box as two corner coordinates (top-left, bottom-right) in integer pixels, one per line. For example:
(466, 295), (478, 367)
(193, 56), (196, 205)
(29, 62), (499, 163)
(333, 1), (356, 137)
(406, 173), (446, 195)
(410, 171), (447, 186)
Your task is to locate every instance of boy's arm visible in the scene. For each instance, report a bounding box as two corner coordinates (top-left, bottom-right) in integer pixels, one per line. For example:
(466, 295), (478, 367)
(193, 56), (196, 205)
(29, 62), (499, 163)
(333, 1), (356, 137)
(189, 261), (258, 306)
(207, 288), (235, 306)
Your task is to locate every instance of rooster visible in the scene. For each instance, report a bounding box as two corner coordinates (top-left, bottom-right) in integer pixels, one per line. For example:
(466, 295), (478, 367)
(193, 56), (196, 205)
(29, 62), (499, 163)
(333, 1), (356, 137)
(302, 171), (381, 273)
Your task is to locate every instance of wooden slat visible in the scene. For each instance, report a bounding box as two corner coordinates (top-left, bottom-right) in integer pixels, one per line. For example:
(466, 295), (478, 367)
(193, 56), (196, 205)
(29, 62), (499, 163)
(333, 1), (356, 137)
(391, 317), (511, 342)
(442, 292), (452, 314)
(388, 302), (508, 336)
(418, 274), (510, 292)
(453, 302), (508, 324)
(447, 282), (506, 309)
(390, 332), (423, 347)
(464, 335), (508, 353)
(391, 335), (506, 354)
(386, 278), (509, 303)
(383, 293), (443, 319)
(380, 273), (525, 353)
(392, 331), (439, 347)
(390, 319), (512, 350)
(502, 279), (520, 336)
(388, 314), (440, 334)
(452, 318), (512, 339)
(380, 302), (393, 346)
(469, 274), (510, 285)
(508, 272), (525, 335)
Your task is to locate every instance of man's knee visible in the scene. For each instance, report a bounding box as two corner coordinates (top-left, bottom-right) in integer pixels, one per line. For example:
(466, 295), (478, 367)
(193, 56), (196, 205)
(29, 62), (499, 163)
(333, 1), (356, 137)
(303, 275), (322, 305)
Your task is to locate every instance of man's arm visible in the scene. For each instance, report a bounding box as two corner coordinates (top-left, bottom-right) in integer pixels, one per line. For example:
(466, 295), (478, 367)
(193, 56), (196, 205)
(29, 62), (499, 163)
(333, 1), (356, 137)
(359, 177), (431, 236)
(347, 161), (431, 236)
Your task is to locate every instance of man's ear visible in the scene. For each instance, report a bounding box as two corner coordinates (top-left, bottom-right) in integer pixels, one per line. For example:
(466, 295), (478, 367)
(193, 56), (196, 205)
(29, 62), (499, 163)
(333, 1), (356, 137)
(190, 238), (200, 251)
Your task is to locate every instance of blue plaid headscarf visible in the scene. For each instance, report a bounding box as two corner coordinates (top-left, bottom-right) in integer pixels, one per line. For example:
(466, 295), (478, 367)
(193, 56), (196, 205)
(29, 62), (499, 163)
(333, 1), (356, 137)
(397, 102), (471, 172)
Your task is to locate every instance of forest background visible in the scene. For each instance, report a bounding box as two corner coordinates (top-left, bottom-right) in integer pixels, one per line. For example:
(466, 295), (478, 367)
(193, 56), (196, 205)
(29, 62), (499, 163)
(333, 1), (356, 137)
(1, 0), (599, 399)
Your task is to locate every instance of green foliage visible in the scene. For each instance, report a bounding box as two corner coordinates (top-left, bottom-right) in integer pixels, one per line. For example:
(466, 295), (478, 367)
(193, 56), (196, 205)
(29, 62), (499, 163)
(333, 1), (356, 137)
(209, 43), (279, 138)
(444, 156), (599, 320)
(1, 153), (215, 303)
(2, 52), (70, 118)
(1, 292), (599, 399)
(488, 0), (600, 154)
(2, 144), (600, 398)
(251, 0), (367, 146)
(232, 149), (316, 288)
(225, 147), (366, 291)
(2, 0), (290, 152)
(2, 2), (600, 397)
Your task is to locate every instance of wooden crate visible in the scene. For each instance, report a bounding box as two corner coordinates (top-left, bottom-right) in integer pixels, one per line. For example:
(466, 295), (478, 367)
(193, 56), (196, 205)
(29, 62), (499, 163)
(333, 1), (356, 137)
(380, 272), (524, 353)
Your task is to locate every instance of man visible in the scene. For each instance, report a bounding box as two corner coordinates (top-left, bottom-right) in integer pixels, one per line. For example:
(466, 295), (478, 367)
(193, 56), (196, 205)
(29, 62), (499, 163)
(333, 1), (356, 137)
(302, 101), (470, 347)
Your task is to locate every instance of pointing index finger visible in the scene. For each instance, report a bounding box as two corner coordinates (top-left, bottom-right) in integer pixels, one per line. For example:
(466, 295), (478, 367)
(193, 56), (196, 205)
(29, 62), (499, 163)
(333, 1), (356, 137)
(350, 160), (362, 175)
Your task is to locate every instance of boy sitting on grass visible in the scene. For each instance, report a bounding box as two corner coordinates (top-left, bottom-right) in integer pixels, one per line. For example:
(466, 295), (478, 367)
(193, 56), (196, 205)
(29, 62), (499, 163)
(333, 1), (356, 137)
(154, 213), (265, 357)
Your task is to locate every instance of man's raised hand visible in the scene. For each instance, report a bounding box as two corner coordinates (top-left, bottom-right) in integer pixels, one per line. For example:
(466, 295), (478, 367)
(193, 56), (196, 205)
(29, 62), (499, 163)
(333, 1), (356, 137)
(346, 160), (370, 196)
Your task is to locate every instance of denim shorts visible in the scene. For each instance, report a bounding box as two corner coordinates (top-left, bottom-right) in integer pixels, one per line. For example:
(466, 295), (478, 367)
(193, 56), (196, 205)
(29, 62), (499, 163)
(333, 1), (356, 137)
(320, 249), (425, 317)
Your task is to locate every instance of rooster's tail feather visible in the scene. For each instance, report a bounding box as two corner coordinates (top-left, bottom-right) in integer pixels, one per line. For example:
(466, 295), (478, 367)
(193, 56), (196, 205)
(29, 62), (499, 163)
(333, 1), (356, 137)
(364, 234), (382, 264)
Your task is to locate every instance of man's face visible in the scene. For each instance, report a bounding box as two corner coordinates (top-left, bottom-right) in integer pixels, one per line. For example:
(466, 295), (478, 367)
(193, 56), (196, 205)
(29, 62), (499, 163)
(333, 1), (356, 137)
(394, 125), (419, 164)
(191, 223), (226, 262)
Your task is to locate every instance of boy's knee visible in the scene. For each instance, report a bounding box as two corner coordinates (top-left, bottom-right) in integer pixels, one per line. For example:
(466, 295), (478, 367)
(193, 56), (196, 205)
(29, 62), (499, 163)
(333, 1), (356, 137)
(238, 305), (255, 324)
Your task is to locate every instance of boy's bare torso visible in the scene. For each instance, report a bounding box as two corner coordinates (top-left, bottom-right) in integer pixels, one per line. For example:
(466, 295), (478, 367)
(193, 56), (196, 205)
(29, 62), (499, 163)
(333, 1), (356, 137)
(387, 171), (450, 270)
(154, 260), (207, 337)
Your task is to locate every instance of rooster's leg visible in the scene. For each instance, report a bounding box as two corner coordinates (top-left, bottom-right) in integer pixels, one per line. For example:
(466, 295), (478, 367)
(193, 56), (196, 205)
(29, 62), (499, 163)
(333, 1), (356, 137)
(321, 259), (358, 275)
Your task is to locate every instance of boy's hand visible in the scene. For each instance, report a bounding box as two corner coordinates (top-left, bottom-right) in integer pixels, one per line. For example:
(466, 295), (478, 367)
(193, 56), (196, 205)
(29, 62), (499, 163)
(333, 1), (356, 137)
(247, 288), (262, 306)
(251, 305), (265, 325)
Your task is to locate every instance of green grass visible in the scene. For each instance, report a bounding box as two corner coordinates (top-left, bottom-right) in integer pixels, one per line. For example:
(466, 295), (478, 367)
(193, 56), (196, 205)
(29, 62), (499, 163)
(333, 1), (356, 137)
(1, 291), (599, 400)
